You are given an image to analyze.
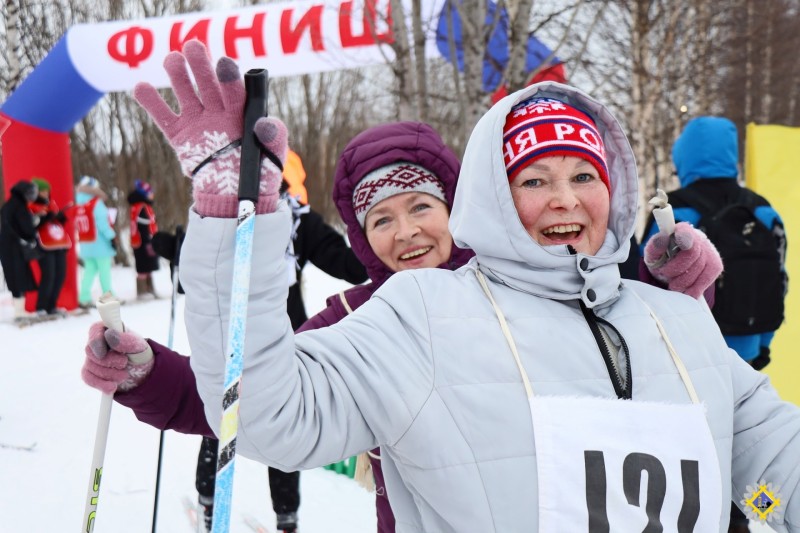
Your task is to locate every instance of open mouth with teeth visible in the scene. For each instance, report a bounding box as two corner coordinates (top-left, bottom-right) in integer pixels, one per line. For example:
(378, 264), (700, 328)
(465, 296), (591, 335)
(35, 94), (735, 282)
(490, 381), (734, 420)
(400, 246), (432, 261)
(541, 223), (583, 244)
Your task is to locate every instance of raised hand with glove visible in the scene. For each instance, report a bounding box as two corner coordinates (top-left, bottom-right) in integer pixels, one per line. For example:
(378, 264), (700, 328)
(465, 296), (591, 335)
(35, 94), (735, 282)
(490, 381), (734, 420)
(133, 39), (288, 218)
(644, 222), (723, 300)
(82, 321), (155, 395)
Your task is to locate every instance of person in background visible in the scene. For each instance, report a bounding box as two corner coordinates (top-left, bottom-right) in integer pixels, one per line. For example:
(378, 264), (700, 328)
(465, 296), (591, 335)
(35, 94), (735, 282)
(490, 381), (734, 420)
(0, 180), (39, 322)
(76, 176), (117, 309)
(128, 179), (159, 300)
(28, 177), (71, 317)
(640, 116), (789, 533)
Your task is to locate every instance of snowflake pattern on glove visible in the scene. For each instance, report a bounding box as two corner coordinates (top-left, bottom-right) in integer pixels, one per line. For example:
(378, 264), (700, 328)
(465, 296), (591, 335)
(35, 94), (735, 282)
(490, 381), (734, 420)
(176, 131), (241, 195)
(134, 40), (287, 217)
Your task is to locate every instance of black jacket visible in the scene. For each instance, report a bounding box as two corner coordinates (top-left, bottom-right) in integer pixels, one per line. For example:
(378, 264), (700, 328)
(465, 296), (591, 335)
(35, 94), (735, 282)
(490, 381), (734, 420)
(287, 208), (367, 329)
(152, 206), (367, 330)
(0, 182), (39, 294)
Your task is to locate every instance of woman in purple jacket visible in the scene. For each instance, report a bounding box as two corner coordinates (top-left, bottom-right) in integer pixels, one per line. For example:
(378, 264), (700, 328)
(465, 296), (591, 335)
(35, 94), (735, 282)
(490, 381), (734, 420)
(82, 121), (472, 533)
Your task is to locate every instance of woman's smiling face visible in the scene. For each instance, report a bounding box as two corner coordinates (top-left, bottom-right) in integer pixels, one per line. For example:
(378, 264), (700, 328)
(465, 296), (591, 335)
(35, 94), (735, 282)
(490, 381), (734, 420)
(509, 155), (610, 255)
(364, 192), (453, 272)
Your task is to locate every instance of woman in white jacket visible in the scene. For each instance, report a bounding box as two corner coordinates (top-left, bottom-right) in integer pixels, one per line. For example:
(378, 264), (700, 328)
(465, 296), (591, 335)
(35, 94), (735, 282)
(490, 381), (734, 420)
(133, 41), (799, 532)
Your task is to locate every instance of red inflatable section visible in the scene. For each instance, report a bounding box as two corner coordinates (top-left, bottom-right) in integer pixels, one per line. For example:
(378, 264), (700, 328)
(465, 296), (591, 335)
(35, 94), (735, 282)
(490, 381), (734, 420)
(1, 113), (78, 311)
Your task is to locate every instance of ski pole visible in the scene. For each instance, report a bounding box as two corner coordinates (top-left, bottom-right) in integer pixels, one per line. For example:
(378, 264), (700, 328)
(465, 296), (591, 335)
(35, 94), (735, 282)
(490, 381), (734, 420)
(648, 188), (680, 263)
(211, 68), (270, 533)
(150, 225), (185, 533)
(649, 188), (676, 235)
(81, 294), (124, 532)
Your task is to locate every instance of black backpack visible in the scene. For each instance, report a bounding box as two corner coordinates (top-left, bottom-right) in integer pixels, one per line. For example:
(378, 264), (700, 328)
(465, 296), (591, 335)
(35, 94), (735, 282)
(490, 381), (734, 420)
(670, 187), (784, 335)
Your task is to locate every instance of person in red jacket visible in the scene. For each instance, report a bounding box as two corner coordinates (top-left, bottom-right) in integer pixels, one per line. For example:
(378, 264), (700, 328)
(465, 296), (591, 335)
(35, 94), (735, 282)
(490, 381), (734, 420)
(127, 179), (159, 299)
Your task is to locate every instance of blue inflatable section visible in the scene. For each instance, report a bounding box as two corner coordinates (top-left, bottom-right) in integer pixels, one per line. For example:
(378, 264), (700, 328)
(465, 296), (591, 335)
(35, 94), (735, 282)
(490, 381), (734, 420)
(1, 34), (104, 133)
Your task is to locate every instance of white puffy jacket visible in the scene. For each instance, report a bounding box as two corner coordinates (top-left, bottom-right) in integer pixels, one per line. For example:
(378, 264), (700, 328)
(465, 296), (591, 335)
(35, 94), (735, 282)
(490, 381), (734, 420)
(182, 83), (799, 532)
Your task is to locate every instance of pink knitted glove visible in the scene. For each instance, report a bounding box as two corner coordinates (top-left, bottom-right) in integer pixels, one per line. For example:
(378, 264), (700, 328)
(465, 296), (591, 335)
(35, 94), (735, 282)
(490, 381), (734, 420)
(82, 322), (155, 394)
(644, 222), (723, 299)
(133, 40), (288, 218)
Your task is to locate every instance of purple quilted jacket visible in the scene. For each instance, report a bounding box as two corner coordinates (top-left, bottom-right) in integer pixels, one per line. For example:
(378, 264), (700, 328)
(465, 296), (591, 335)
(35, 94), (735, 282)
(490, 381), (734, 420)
(297, 121), (473, 532)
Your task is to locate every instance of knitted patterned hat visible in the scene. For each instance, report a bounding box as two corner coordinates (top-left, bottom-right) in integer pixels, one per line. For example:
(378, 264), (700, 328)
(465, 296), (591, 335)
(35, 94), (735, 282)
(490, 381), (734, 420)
(353, 162), (446, 227)
(503, 97), (609, 190)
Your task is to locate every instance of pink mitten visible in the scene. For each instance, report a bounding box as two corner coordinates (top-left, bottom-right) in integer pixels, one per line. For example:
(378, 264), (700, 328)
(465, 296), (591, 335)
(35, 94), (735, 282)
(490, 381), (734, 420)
(133, 40), (288, 218)
(82, 322), (155, 394)
(644, 222), (723, 299)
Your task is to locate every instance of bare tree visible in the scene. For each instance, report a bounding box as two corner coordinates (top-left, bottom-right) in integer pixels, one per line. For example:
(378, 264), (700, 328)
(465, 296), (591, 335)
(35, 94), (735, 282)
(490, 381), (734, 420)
(4, 0), (799, 239)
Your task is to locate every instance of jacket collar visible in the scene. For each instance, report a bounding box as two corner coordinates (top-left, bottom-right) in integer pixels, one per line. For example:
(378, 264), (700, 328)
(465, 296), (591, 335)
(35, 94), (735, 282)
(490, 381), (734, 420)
(450, 83), (639, 309)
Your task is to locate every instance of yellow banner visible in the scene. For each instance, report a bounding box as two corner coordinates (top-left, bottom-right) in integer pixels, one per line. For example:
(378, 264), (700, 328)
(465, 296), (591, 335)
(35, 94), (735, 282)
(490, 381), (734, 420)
(745, 123), (800, 405)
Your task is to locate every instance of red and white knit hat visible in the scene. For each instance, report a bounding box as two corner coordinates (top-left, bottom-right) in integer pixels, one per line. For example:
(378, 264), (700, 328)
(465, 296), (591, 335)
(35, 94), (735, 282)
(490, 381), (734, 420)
(353, 162), (446, 227)
(503, 97), (609, 190)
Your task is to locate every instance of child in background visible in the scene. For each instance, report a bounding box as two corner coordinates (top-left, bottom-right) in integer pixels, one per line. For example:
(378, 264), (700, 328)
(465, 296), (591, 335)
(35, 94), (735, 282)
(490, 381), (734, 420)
(128, 179), (159, 300)
(76, 176), (117, 308)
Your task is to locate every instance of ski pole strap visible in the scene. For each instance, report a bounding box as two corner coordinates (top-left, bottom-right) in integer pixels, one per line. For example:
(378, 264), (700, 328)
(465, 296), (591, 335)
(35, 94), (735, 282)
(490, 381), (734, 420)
(261, 146), (283, 173)
(191, 139), (242, 177)
(190, 139), (284, 179)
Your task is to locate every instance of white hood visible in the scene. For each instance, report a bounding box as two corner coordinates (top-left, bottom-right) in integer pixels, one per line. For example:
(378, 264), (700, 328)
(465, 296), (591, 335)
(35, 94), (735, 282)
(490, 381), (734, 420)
(449, 82), (639, 309)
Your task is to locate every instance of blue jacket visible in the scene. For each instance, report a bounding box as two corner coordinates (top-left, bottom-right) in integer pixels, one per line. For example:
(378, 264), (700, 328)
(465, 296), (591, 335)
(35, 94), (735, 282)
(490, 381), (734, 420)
(642, 116), (788, 361)
(76, 191), (116, 259)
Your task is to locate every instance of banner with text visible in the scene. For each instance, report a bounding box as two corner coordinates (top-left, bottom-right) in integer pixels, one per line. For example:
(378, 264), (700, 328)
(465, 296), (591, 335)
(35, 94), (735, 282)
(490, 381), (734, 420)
(66, 0), (445, 93)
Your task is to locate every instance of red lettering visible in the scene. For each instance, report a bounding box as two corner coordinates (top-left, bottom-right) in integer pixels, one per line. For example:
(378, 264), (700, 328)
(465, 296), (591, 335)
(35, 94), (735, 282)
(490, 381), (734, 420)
(280, 6), (325, 54)
(107, 26), (153, 68)
(339, 0), (393, 48)
(224, 13), (267, 59)
(169, 19), (211, 51)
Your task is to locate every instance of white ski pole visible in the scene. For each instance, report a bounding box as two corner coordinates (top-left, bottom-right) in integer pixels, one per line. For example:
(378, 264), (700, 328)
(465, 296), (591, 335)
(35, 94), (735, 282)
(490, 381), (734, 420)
(81, 293), (128, 532)
(647, 188), (680, 265)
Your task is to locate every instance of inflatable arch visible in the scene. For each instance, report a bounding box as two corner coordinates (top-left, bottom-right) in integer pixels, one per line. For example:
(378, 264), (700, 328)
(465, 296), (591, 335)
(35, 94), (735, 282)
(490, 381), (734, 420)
(0, 0), (414, 310)
(0, 0), (555, 310)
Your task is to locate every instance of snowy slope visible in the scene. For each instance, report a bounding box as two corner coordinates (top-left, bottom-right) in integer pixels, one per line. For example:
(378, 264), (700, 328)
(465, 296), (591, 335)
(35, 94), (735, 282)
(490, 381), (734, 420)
(0, 262), (777, 532)
(0, 262), (375, 533)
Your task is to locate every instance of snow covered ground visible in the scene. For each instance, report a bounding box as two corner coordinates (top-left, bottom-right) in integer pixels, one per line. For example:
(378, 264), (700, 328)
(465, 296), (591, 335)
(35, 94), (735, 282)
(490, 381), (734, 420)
(0, 261), (777, 532)
(1, 262), (375, 533)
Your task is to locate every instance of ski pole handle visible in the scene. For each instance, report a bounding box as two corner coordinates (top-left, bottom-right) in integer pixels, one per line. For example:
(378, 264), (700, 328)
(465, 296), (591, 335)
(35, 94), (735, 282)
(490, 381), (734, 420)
(81, 294), (123, 532)
(238, 69), (269, 204)
(211, 68), (270, 533)
(649, 188), (676, 235)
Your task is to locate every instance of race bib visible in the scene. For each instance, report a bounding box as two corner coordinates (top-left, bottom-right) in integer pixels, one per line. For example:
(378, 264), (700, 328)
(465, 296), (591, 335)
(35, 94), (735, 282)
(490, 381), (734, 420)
(532, 395), (722, 533)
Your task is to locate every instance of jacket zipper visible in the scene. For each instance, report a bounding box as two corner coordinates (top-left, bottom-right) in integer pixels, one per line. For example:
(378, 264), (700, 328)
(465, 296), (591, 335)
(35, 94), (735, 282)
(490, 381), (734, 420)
(579, 301), (633, 400)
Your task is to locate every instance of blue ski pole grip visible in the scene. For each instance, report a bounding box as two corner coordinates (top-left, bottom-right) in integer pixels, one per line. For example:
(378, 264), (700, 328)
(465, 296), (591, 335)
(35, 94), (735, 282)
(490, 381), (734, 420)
(239, 68), (269, 204)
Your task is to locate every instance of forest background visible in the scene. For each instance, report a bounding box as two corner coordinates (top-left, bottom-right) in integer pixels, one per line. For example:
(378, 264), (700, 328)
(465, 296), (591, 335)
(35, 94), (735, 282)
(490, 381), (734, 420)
(1, 0), (799, 245)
